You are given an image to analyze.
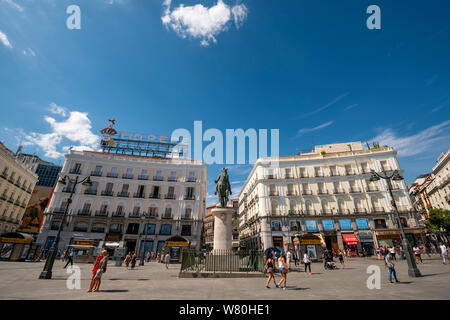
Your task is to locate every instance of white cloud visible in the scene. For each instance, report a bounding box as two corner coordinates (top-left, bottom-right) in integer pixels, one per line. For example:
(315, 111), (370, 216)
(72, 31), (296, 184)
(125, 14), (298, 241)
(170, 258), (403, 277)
(2, 0), (24, 12)
(49, 102), (68, 116)
(22, 48), (36, 56)
(299, 92), (349, 118)
(162, 0), (248, 46)
(0, 30), (12, 49)
(370, 120), (450, 157)
(21, 103), (100, 159)
(297, 121), (334, 137)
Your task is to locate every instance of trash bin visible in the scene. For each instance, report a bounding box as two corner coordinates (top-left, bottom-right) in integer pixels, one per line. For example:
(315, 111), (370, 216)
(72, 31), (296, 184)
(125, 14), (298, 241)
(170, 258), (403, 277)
(115, 257), (122, 267)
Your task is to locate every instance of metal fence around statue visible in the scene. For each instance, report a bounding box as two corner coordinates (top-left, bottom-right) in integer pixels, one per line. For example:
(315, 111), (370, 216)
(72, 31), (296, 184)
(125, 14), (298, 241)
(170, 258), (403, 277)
(180, 249), (264, 273)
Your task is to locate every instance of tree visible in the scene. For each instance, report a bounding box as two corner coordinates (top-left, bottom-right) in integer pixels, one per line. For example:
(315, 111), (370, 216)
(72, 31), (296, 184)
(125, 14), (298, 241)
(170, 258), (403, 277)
(425, 209), (450, 235)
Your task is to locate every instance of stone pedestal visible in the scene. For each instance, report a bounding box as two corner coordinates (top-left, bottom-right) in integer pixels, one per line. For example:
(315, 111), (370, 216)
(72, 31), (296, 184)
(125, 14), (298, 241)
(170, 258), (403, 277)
(212, 207), (235, 251)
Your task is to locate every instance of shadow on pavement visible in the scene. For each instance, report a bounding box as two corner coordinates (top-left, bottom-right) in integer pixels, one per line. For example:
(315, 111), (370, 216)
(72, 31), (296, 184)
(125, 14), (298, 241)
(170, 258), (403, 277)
(97, 289), (129, 293)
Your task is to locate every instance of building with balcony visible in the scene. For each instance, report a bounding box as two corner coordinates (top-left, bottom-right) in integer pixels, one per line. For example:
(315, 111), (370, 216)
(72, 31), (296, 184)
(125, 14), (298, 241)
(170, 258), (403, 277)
(238, 142), (423, 258)
(0, 142), (38, 235)
(36, 149), (207, 256)
(425, 149), (450, 211)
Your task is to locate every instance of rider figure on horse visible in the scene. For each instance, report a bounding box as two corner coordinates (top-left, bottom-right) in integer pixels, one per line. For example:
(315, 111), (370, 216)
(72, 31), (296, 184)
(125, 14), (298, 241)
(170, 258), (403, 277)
(214, 168), (232, 207)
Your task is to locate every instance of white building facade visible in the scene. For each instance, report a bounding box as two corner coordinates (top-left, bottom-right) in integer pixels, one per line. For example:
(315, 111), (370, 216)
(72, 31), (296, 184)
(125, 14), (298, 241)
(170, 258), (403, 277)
(238, 142), (423, 256)
(0, 142), (38, 233)
(37, 150), (207, 256)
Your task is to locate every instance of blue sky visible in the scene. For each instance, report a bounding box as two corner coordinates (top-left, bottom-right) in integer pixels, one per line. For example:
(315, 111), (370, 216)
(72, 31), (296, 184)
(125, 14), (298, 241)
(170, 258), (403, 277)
(0, 0), (449, 206)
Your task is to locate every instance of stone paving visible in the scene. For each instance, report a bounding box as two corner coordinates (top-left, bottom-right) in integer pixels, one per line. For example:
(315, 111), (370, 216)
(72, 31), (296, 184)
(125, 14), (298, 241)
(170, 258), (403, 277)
(0, 255), (449, 299)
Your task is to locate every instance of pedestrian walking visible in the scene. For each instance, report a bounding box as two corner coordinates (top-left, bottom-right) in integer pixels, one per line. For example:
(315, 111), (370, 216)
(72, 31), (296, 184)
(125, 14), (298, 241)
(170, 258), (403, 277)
(277, 253), (288, 290)
(164, 252), (171, 269)
(389, 246), (396, 260)
(413, 245), (423, 263)
(286, 250), (292, 271)
(146, 251), (151, 262)
(303, 252), (312, 275)
(439, 242), (448, 264)
(63, 249), (74, 268)
(264, 254), (278, 288)
(293, 252), (298, 267)
(124, 252), (131, 269)
(376, 248), (381, 260)
(385, 252), (400, 283)
(338, 249), (345, 269)
(61, 250), (66, 262)
(130, 251), (137, 269)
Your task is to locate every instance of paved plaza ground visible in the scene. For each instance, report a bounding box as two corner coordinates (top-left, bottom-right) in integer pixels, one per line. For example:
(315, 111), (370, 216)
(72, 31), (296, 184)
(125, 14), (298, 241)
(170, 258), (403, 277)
(0, 255), (449, 300)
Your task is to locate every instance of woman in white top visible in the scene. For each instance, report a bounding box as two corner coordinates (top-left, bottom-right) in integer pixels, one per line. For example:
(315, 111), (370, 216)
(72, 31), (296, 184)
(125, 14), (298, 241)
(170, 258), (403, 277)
(440, 242), (448, 264)
(277, 253), (288, 290)
(303, 253), (312, 275)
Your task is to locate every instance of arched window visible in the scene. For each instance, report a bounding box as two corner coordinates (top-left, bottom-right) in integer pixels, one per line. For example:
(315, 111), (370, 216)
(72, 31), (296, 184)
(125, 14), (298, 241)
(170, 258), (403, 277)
(305, 200), (313, 215)
(337, 198), (346, 214)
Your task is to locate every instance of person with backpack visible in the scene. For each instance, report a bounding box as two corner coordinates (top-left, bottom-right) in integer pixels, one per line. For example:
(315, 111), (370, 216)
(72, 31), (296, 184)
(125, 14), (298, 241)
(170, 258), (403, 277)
(385, 252), (400, 283)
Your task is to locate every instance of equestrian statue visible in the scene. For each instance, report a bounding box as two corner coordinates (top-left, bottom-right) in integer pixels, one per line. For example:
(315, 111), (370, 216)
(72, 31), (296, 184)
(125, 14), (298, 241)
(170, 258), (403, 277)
(214, 168), (232, 208)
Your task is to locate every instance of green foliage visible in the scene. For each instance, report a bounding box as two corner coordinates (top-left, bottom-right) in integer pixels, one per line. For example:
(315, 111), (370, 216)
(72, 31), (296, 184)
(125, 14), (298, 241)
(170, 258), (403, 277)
(320, 150), (326, 155)
(425, 208), (450, 234)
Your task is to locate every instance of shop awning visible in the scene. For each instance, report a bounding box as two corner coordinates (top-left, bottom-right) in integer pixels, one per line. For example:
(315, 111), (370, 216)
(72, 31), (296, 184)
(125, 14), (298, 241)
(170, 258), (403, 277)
(342, 233), (359, 245)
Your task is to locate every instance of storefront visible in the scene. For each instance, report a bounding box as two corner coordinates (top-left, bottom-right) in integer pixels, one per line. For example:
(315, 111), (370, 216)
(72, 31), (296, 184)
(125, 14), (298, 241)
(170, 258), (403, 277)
(272, 236), (284, 249)
(358, 230), (375, 256)
(299, 234), (323, 261)
(322, 220), (339, 252)
(0, 232), (34, 261)
(165, 236), (189, 263)
(68, 239), (100, 263)
(341, 233), (359, 257)
(375, 230), (401, 248)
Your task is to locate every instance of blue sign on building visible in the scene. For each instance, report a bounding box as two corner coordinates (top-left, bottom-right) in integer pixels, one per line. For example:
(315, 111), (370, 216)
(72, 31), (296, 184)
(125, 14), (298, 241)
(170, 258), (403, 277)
(339, 219), (352, 230)
(322, 220), (335, 231)
(306, 220), (318, 231)
(356, 219), (369, 230)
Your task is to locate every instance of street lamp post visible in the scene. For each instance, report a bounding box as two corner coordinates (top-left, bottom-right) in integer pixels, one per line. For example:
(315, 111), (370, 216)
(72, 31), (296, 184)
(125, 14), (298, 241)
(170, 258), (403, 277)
(370, 169), (422, 277)
(39, 174), (92, 279)
(139, 212), (149, 266)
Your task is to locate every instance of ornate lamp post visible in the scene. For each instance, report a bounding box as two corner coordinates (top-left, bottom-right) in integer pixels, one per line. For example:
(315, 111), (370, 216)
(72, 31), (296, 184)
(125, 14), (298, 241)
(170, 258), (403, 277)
(39, 174), (92, 279)
(369, 169), (422, 277)
(139, 212), (149, 266)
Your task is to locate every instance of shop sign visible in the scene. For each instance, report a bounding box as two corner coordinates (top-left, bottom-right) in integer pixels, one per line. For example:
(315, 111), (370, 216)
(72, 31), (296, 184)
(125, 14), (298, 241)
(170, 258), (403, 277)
(356, 219), (369, 230)
(305, 220), (318, 231)
(322, 220), (335, 231)
(0, 237), (32, 244)
(300, 239), (321, 245)
(165, 241), (189, 246)
(74, 240), (92, 246)
(293, 237), (299, 245)
(339, 220), (352, 230)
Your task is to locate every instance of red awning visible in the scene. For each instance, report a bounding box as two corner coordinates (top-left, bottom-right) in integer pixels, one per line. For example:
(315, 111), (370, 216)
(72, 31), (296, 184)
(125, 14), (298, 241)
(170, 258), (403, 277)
(342, 233), (359, 245)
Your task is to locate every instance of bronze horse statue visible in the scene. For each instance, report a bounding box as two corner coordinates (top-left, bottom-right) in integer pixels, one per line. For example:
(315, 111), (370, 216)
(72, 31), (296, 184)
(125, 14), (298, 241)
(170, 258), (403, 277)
(214, 168), (232, 207)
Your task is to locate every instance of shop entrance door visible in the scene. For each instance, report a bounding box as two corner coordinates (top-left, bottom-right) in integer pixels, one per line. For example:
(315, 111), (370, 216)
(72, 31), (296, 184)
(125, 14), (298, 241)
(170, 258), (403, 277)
(325, 235), (338, 252)
(125, 240), (136, 253)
